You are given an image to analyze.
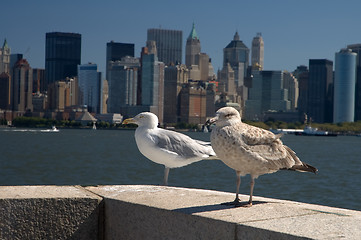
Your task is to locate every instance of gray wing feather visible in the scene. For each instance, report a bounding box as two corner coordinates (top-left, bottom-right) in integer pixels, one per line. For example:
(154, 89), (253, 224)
(155, 129), (214, 158)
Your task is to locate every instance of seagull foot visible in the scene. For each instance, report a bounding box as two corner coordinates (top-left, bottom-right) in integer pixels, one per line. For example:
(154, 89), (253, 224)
(221, 198), (242, 207)
(242, 202), (253, 208)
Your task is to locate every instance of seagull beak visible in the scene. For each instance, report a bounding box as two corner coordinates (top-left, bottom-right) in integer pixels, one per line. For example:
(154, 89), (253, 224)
(205, 116), (217, 126)
(122, 118), (135, 125)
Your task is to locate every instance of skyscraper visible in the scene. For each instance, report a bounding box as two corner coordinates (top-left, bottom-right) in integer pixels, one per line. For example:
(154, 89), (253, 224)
(251, 33), (264, 70)
(307, 59), (333, 123)
(106, 41), (134, 80)
(163, 64), (188, 123)
(223, 31), (249, 80)
(107, 57), (140, 113)
(333, 49), (356, 123)
(141, 53), (165, 122)
(0, 39), (10, 74)
(0, 72), (11, 109)
(185, 23), (201, 67)
(78, 63), (102, 113)
(245, 70), (290, 120)
(147, 28), (182, 65)
(45, 32), (81, 87)
(347, 44), (361, 121)
(12, 59), (33, 112)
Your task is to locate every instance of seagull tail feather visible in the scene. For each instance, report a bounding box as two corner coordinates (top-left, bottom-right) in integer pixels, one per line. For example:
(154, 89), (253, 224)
(289, 162), (318, 174)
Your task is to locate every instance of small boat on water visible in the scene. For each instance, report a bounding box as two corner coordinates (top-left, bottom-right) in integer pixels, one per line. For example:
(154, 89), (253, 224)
(294, 125), (337, 136)
(40, 126), (59, 132)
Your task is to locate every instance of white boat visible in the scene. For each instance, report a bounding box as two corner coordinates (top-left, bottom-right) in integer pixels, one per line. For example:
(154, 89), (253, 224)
(40, 126), (59, 132)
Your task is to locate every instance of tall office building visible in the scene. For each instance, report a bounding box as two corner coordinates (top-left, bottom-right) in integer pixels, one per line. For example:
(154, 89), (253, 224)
(106, 41), (134, 80)
(141, 53), (165, 122)
(251, 33), (264, 70)
(147, 28), (182, 65)
(78, 63), (102, 113)
(163, 64), (188, 123)
(0, 39), (10, 74)
(283, 72), (299, 111)
(307, 59), (333, 123)
(333, 49), (356, 123)
(0, 72), (11, 109)
(32, 68), (45, 93)
(185, 23), (201, 67)
(347, 44), (361, 121)
(245, 70), (290, 120)
(107, 57), (140, 114)
(293, 65), (309, 117)
(12, 59), (33, 112)
(45, 32), (81, 87)
(223, 31), (249, 81)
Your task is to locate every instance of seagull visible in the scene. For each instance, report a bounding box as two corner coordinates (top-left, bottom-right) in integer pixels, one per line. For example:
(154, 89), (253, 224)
(122, 112), (216, 185)
(206, 107), (317, 207)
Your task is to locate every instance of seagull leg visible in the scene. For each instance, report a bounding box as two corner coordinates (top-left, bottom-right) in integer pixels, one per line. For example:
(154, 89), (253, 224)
(222, 171), (242, 207)
(163, 167), (170, 186)
(234, 171), (242, 204)
(243, 177), (255, 207)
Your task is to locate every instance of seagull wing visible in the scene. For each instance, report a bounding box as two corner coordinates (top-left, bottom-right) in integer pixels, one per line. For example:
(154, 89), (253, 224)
(233, 123), (298, 169)
(154, 129), (215, 159)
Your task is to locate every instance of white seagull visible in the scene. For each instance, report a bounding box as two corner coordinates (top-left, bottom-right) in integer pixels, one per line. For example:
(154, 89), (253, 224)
(207, 107), (317, 207)
(123, 112), (216, 185)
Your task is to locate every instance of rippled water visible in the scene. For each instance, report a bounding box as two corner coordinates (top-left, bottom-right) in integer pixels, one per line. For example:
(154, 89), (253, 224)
(0, 128), (360, 211)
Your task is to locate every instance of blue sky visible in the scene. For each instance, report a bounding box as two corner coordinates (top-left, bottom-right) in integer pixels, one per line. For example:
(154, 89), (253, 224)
(2, 0), (361, 75)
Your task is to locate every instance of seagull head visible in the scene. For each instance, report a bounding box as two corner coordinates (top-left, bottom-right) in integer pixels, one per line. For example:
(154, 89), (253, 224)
(122, 112), (159, 129)
(206, 107), (241, 127)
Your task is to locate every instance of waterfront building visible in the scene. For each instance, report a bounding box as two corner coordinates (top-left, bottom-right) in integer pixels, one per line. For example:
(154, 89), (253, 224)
(107, 57), (140, 114)
(163, 64), (188, 124)
(185, 23), (201, 68)
(106, 41), (134, 80)
(347, 44), (361, 121)
(245, 70), (290, 121)
(293, 65), (309, 119)
(78, 63), (102, 113)
(333, 48), (356, 123)
(45, 32), (81, 88)
(0, 72), (11, 109)
(147, 28), (182, 65)
(283, 71), (299, 111)
(251, 33), (264, 70)
(0, 39), (10, 74)
(12, 59), (33, 112)
(223, 31), (249, 85)
(141, 52), (165, 123)
(47, 77), (79, 111)
(179, 83), (207, 124)
(307, 59), (333, 123)
(32, 68), (45, 94)
(219, 32), (250, 110)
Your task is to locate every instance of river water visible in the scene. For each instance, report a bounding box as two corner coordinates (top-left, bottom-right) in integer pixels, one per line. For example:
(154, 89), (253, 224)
(0, 128), (360, 211)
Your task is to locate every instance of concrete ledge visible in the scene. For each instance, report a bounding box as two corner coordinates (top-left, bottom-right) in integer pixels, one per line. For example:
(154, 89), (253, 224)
(87, 185), (361, 240)
(0, 186), (103, 240)
(1, 185), (360, 239)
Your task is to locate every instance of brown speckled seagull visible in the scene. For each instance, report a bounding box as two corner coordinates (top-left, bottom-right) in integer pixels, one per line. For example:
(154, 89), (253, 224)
(206, 107), (317, 207)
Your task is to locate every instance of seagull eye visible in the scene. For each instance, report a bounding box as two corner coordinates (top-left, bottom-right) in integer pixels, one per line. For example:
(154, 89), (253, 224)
(225, 114), (233, 118)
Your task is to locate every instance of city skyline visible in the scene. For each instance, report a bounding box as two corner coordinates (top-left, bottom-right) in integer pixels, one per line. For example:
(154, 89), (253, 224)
(3, 0), (361, 76)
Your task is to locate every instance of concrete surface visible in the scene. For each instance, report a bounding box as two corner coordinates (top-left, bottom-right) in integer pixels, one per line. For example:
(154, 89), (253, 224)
(0, 185), (103, 240)
(1, 185), (360, 239)
(87, 185), (361, 240)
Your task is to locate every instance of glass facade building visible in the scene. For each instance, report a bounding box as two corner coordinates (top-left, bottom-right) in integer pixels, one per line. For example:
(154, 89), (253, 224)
(45, 32), (81, 87)
(147, 28), (182, 65)
(78, 63), (101, 113)
(307, 59), (334, 123)
(333, 49), (357, 123)
(106, 41), (134, 80)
